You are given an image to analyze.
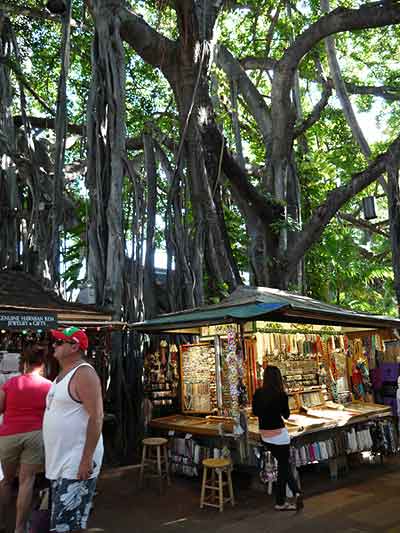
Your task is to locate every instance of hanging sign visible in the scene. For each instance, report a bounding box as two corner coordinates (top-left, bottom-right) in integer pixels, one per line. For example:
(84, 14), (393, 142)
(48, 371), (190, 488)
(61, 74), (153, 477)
(0, 311), (58, 330)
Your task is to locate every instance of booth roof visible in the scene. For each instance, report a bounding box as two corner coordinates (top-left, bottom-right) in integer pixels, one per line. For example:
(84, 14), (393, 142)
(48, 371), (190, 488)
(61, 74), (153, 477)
(129, 286), (400, 332)
(0, 270), (112, 323)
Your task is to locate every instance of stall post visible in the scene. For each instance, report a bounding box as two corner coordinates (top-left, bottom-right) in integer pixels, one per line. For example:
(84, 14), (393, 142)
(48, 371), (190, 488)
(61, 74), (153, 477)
(214, 335), (223, 413)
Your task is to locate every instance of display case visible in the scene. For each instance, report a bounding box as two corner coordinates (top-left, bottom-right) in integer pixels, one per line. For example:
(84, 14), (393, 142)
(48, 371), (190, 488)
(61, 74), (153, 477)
(143, 344), (180, 418)
(180, 343), (218, 413)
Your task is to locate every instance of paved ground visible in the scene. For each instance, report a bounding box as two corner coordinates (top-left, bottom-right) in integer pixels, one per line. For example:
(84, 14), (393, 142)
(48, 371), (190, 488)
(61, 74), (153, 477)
(87, 456), (400, 533)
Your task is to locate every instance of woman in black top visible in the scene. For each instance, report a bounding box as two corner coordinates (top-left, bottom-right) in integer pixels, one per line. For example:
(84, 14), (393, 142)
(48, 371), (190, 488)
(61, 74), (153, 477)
(252, 366), (303, 511)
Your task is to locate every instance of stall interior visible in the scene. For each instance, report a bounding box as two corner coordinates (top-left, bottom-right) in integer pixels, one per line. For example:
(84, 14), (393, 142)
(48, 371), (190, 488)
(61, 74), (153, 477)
(147, 322), (397, 479)
(0, 326), (112, 392)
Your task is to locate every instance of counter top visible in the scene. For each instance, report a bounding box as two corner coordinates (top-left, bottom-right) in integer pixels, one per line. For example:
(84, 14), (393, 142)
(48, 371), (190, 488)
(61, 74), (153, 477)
(150, 401), (392, 441)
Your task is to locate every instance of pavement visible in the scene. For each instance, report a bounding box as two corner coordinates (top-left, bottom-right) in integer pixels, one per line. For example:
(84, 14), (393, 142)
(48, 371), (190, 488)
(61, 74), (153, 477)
(88, 455), (400, 533)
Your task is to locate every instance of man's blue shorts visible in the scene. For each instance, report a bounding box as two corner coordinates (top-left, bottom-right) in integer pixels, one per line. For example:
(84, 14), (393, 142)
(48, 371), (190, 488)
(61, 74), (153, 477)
(50, 477), (97, 532)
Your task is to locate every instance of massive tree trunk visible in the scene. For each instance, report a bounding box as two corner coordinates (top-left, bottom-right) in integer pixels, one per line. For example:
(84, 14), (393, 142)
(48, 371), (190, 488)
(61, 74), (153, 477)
(118, 0), (241, 303)
(161, 2), (240, 302)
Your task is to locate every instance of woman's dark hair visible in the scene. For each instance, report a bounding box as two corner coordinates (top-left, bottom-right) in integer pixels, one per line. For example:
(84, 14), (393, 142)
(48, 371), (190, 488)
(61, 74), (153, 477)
(22, 344), (47, 367)
(262, 365), (285, 394)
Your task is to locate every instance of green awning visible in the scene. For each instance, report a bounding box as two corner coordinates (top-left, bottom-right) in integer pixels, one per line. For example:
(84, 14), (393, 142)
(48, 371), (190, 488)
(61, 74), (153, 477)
(131, 302), (287, 332)
(130, 286), (400, 333)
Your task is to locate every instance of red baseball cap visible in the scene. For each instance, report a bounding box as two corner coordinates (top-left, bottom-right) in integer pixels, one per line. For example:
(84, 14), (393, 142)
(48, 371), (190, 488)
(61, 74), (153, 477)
(50, 327), (89, 351)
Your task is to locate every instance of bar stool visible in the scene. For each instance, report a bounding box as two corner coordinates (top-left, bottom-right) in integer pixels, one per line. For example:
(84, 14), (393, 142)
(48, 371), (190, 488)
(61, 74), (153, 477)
(139, 437), (170, 492)
(200, 457), (235, 512)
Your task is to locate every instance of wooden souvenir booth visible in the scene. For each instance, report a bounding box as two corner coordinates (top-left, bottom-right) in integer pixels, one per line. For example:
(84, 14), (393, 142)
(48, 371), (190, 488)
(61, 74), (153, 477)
(132, 286), (400, 481)
(0, 270), (113, 385)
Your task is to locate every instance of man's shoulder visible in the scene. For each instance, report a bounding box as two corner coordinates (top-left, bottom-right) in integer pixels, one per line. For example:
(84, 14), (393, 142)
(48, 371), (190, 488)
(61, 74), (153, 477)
(72, 364), (100, 385)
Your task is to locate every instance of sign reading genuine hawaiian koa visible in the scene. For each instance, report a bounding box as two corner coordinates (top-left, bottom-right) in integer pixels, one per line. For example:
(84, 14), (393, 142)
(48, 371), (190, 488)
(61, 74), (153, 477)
(0, 311), (58, 330)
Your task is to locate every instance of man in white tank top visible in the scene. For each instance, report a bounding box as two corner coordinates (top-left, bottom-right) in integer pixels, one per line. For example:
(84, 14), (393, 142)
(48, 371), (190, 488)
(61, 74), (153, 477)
(43, 327), (104, 533)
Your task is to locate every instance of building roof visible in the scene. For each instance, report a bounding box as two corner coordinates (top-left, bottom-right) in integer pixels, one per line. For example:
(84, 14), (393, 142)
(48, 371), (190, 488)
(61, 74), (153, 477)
(130, 285), (400, 333)
(0, 270), (112, 324)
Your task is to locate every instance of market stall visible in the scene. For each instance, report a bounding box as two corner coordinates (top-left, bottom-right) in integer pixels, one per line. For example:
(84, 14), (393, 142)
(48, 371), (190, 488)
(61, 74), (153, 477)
(132, 286), (400, 481)
(0, 269), (113, 381)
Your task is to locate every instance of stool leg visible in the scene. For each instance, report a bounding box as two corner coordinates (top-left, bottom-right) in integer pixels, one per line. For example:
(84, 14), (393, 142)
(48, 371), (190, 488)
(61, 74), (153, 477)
(227, 468), (235, 507)
(156, 446), (163, 494)
(218, 470), (223, 512)
(163, 445), (171, 486)
(211, 468), (216, 504)
(139, 444), (146, 488)
(200, 467), (207, 509)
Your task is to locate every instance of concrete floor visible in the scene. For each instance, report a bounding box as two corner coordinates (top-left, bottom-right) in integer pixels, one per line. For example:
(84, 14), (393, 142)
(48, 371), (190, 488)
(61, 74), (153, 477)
(87, 456), (400, 533)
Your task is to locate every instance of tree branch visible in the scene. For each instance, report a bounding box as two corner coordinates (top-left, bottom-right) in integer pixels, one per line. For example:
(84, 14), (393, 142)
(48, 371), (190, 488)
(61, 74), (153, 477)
(216, 44), (272, 144)
(118, 6), (177, 73)
(271, 3), (400, 173)
(279, 5), (400, 77)
(198, 109), (281, 223)
(339, 212), (389, 237)
(223, 1), (253, 11)
(12, 114), (145, 151)
(345, 82), (400, 102)
(239, 56), (277, 71)
(293, 78), (333, 137)
(286, 134), (400, 272)
(4, 58), (55, 115)
(239, 55), (400, 103)
(321, 0), (387, 191)
(0, 2), (78, 26)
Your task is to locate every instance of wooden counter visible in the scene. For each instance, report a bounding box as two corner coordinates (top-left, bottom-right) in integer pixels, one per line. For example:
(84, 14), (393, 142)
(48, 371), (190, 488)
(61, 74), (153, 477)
(150, 401), (392, 442)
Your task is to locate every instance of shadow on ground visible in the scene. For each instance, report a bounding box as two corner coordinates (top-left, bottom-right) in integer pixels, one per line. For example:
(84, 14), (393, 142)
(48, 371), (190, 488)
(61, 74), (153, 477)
(87, 455), (400, 533)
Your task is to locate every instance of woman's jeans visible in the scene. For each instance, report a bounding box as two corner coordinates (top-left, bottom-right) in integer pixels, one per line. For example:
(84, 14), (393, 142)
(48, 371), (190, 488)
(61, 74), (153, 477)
(266, 443), (299, 505)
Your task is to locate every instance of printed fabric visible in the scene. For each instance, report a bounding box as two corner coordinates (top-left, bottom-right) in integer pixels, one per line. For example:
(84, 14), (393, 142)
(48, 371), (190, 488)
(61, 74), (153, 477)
(50, 477), (97, 532)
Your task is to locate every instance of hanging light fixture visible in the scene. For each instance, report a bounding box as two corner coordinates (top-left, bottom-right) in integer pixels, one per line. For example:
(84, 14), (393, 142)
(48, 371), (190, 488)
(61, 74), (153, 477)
(362, 196), (377, 220)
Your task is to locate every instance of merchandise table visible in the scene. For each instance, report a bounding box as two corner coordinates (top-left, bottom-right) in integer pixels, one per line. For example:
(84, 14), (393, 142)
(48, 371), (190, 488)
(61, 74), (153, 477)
(150, 401), (395, 480)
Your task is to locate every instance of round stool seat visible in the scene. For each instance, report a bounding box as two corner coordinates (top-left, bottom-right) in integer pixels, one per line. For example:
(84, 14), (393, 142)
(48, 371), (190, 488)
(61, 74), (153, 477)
(202, 457), (231, 469)
(142, 437), (168, 446)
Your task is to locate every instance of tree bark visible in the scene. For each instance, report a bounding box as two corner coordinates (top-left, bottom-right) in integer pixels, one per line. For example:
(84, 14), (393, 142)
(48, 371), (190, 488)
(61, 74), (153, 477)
(0, 15), (18, 270)
(86, 0), (125, 318)
(387, 159), (400, 315)
(143, 133), (157, 319)
(50, 0), (72, 286)
(155, 141), (196, 310)
(320, 0), (387, 194)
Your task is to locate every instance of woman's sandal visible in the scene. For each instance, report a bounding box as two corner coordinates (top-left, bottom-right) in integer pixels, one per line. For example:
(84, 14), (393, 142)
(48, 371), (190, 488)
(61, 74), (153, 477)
(274, 502), (297, 511)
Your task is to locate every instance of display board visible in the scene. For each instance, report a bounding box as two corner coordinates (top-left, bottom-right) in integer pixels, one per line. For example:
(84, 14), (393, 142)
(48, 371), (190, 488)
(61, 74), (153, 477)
(180, 343), (217, 413)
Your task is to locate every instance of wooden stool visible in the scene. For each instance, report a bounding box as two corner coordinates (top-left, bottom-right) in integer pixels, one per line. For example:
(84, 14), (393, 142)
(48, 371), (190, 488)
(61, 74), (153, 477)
(200, 458), (235, 512)
(139, 437), (170, 492)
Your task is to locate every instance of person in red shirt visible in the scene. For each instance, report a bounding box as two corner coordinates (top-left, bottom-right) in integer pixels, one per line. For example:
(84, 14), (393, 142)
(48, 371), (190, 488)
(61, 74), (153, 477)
(0, 344), (52, 533)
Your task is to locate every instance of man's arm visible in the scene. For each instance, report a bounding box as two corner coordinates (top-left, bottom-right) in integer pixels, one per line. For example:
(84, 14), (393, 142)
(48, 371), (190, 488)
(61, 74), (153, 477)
(71, 366), (104, 480)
